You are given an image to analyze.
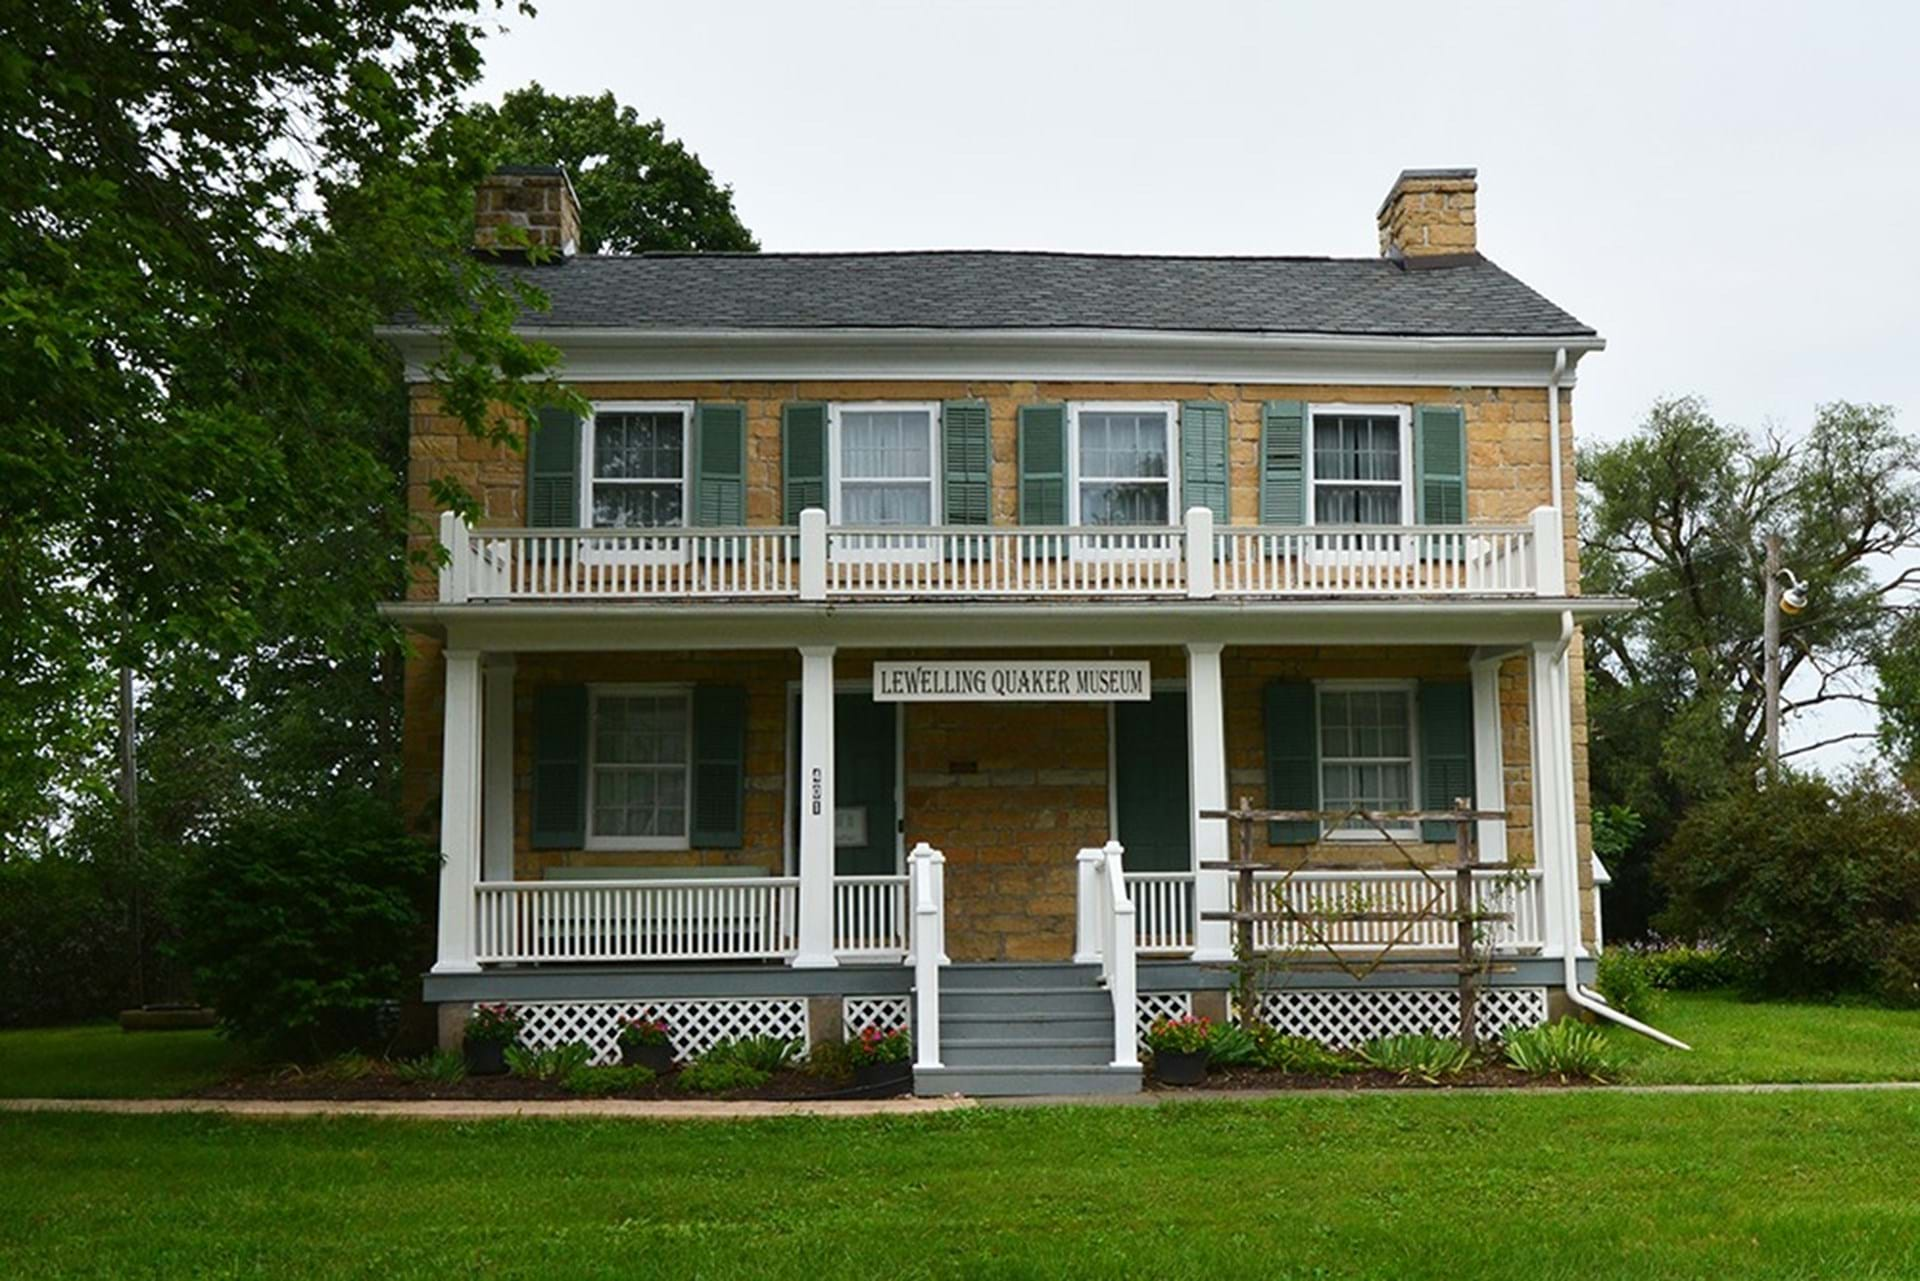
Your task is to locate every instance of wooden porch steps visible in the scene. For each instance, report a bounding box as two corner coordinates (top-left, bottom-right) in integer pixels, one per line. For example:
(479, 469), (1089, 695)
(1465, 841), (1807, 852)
(913, 963), (1142, 1098)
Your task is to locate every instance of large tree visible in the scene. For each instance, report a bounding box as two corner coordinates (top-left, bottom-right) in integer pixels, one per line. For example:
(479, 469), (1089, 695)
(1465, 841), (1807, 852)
(476, 84), (758, 253)
(1579, 397), (1920, 935)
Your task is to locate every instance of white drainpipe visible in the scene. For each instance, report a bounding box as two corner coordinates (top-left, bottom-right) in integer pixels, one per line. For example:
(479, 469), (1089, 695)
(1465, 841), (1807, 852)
(1544, 610), (1691, 1050)
(1548, 347), (1567, 511)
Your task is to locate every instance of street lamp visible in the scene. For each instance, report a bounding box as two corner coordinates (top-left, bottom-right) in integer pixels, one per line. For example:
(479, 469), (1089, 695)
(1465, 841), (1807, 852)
(1764, 538), (1808, 781)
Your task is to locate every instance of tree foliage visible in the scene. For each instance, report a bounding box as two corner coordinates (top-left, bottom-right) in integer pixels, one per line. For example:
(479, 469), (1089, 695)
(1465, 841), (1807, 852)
(476, 84), (758, 253)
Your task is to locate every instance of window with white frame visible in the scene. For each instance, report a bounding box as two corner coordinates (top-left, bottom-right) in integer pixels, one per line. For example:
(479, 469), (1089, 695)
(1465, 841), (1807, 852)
(1309, 410), (1408, 525)
(831, 404), (937, 526)
(588, 688), (691, 848)
(1072, 404), (1176, 525)
(1318, 684), (1416, 836)
(585, 405), (690, 529)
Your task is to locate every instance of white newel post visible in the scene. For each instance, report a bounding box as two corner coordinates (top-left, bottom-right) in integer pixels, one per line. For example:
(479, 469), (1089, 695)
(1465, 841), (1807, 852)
(1184, 507), (1214, 599)
(432, 648), (483, 973)
(437, 512), (470, 604)
(799, 508), (828, 602)
(1187, 642), (1232, 961)
(1102, 841), (1140, 1069)
(910, 841), (945, 1070)
(793, 645), (838, 968)
(1531, 505), (1567, 597)
(1528, 640), (1578, 957)
(481, 655), (516, 883)
(1073, 846), (1104, 964)
(1468, 654), (1509, 865)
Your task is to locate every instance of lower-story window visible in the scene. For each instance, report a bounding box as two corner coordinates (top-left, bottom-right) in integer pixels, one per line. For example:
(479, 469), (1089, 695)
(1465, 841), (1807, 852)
(1318, 684), (1416, 836)
(587, 687), (691, 849)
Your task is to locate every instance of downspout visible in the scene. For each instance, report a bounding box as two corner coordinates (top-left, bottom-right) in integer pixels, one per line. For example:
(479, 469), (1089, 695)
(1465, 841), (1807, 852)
(1543, 609), (1691, 1050)
(1548, 347), (1566, 510)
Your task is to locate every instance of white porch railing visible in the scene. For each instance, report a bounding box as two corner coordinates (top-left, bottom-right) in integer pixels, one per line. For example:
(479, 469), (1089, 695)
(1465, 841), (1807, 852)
(1124, 872), (1196, 954)
(437, 506), (1564, 604)
(1242, 868), (1548, 954)
(473, 878), (799, 963)
(833, 874), (910, 956)
(1086, 842), (1140, 1070)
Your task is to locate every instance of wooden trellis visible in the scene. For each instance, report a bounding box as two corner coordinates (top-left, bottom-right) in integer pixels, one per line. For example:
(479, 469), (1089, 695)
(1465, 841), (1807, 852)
(1199, 797), (1515, 1048)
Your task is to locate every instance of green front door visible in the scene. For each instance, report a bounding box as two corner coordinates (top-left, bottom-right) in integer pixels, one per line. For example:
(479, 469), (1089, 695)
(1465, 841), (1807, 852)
(1114, 691), (1192, 872)
(831, 693), (898, 876)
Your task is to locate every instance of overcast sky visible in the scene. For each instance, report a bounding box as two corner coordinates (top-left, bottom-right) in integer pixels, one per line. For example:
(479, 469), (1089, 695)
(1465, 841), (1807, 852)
(472, 0), (1920, 767)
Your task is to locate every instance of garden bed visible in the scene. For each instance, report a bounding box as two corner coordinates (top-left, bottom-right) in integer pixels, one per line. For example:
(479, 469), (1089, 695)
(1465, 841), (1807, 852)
(1147, 1063), (1600, 1092)
(192, 1064), (908, 1103)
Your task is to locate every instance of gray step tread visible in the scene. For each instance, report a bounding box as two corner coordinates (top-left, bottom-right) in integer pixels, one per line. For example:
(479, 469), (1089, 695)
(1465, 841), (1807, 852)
(938, 986), (1105, 999)
(939, 1010), (1113, 1024)
(939, 1036), (1112, 1050)
(914, 1064), (1142, 1097)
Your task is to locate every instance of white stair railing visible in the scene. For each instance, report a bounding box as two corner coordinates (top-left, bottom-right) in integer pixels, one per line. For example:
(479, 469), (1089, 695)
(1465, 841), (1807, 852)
(908, 842), (947, 1072)
(1088, 840), (1140, 1070)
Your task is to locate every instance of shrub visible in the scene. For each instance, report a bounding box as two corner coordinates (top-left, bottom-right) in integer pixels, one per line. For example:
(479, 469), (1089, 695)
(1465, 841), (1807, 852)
(1356, 1034), (1472, 1083)
(804, 1036), (856, 1082)
(1250, 1029), (1353, 1075)
(171, 793), (438, 1058)
(679, 1056), (770, 1094)
(1144, 1015), (1213, 1056)
(465, 1004), (522, 1046)
(704, 1035), (801, 1074)
(562, 1065), (655, 1096)
(1656, 772), (1920, 1003)
(1203, 1023), (1260, 1068)
(1640, 943), (1743, 991)
(504, 1042), (593, 1083)
(1595, 948), (1662, 1022)
(1502, 1019), (1622, 1082)
(846, 1025), (910, 1067)
(392, 1051), (467, 1085)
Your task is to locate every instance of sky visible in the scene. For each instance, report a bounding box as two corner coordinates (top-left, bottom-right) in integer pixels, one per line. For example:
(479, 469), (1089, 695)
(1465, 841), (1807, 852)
(470, 0), (1920, 767)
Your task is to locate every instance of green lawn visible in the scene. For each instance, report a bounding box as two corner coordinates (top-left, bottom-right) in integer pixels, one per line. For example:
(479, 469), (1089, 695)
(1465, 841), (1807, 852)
(1608, 991), (1920, 1084)
(5, 1093), (1920, 1278)
(0, 1024), (246, 1099)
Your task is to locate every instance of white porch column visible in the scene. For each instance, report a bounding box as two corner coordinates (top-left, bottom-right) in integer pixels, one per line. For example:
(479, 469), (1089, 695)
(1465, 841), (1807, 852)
(1528, 640), (1579, 957)
(1187, 643), (1233, 962)
(481, 655), (516, 883)
(1468, 654), (1509, 865)
(793, 645), (839, 968)
(432, 648), (483, 974)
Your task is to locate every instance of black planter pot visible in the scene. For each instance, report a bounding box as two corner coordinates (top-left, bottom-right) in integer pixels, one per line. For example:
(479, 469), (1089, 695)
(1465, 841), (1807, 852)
(464, 1038), (508, 1077)
(854, 1060), (914, 1094)
(1153, 1050), (1209, 1086)
(621, 1042), (675, 1074)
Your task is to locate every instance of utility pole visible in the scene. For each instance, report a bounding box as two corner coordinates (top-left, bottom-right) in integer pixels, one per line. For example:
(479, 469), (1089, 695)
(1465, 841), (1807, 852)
(1764, 534), (1782, 783)
(119, 664), (145, 1007)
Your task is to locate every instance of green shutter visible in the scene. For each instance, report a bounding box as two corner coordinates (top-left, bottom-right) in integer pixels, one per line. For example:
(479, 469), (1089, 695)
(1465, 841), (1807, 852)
(1415, 405), (1467, 526)
(690, 686), (747, 848)
(1017, 404), (1067, 525)
(530, 685), (588, 849)
(693, 403), (746, 526)
(942, 400), (991, 525)
(1418, 681), (1475, 842)
(527, 406), (581, 528)
(1259, 401), (1306, 526)
(1180, 401), (1230, 523)
(1263, 680), (1319, 844)
(781, 403), (827, 523)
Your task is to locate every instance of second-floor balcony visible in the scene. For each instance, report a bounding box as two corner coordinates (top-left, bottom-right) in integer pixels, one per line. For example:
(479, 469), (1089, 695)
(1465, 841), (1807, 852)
(435, 505), (1570, 606)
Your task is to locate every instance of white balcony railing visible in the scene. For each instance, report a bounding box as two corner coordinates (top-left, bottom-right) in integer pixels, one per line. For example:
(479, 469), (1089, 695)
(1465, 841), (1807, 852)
(437, 506), (1567, 604)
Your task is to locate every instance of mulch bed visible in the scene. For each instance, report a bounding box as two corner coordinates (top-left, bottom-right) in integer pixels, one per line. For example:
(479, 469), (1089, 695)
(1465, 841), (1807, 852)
(194, 1068), (906, 1104)
(1148, 1064), (1601, 1092)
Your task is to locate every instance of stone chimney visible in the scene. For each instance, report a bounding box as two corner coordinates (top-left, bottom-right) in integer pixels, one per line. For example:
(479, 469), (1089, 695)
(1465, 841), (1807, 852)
(474, 166), (581, 258)
(1376, 168), (1477, 263)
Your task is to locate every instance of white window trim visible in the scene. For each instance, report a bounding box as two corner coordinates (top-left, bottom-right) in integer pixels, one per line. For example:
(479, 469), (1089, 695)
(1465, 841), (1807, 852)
(580, 400), (694, 563)
(1303, 403), (1413, 529)
(1314, 678), (1420, 841)
(826, 401), (943, 564)
(1067, 401), (1181, 529)
(584, 682), (694, 852)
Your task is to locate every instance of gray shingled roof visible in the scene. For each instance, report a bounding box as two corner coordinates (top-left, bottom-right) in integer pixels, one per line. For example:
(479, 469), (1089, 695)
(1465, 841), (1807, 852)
(482, 250), (1595, 339)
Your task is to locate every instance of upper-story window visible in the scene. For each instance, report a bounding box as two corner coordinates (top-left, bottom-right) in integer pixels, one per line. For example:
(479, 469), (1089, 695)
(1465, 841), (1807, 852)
(584, 403), (691, 528)
(1069, 403), (1178, 526)
(829, 403), (939, 526)
(1308, 406), (1411, 525)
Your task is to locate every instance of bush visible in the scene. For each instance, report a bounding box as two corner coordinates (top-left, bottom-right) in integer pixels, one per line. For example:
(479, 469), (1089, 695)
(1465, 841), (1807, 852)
(562, 1065), (654, 1096)
(171, 793), (437, 1057)
(1357, 1034), (1472, 1083)
(0, 848), (187, 1027)
(1502, 1019), (1622, 1081)
(1250, 1029), (1353, 1075)
(1595, 948), (1662, 1022)
(679, 1056), (770, 1094)
(1656, 772), (1920, 1004)
(1203, 1023), (1260, 1067)
(704, 1035), (800, 1074)
(805, 1036), (856, 1082)
(1640, 944), (1743, 991)
(392, 1051), (467, 1085)
(504, 1042), (593, 1083)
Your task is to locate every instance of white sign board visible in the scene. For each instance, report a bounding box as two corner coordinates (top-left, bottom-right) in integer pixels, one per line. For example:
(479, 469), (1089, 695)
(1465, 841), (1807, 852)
(873, 660), (1151, 703)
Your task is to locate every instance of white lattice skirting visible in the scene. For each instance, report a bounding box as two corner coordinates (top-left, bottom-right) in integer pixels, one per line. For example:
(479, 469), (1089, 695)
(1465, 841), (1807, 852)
(512, 998), (810, 1066)
(1134, 991), (1195, 1047)
(843, 995), (911, 1035)
(1239, 987), (1549, 1047)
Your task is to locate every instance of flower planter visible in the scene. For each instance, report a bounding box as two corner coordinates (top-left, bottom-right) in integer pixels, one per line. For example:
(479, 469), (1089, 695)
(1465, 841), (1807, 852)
(621, 1042), (675, 1074)
(1153, 1050), (1209, 1086)
(854, 1060), (914, 1094)
(464, 1038), (509, 1077)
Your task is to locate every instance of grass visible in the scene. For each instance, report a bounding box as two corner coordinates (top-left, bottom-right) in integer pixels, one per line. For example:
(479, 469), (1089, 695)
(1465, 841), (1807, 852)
(4, 1093), (1920, 1277)
(0, 1024), (247, 1099)
(1608, 991), (1920, 1084)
